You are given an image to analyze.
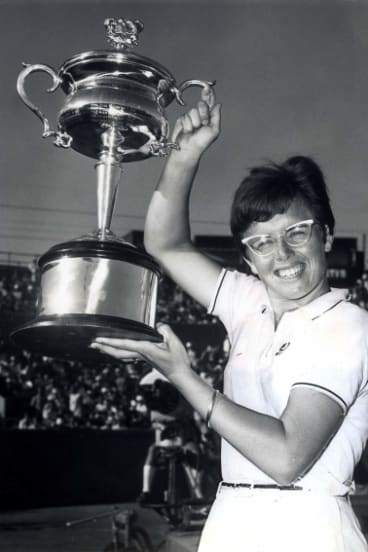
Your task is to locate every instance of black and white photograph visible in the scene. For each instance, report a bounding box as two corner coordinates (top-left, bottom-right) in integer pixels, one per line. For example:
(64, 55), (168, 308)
(0, 0), (368, 550)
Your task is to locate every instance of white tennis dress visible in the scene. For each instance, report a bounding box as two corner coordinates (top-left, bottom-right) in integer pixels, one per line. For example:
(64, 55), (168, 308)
(197, 269), (368, 551)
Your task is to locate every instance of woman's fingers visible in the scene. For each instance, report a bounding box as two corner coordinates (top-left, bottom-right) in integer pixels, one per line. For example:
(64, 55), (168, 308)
(90, 335), (169, 364)
(198, 100), (210, 124)
(90, 325), (191, 379)
(90, 325), (181, 361)
(156, 323), (182, 349)
(90, 341), (144, 361)
(92, 336), (151, 352)
(181, 113), (194, 133)
(172, 102), (220, 140)
(210, 103), (221, 131)
(156, 322), (172, 339)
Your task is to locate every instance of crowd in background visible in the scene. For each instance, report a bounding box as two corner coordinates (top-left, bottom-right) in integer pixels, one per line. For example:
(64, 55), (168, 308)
(156, 276), (219, 325)
(349, 271), (368, 310)
(0, 262), (37, 313)
(0, 262), (367, 431)
(0, 339), (227, 431)
(0, 263), (227, 430)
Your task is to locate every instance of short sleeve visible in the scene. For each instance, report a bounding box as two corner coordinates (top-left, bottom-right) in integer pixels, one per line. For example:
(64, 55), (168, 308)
(291, 306), (368, 414)
(207, 268), (268, 340)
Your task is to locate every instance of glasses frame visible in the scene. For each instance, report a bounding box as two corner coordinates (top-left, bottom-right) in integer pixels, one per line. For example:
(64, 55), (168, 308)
(241, 218), (316, 257)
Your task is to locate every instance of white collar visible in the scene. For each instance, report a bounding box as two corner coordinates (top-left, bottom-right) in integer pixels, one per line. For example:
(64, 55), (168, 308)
(299, 287), (350, 321)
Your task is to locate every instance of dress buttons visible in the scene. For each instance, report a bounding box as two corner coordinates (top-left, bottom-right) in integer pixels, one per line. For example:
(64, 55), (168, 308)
(275, 342), (290, 356)
(261, 305), (267, 314)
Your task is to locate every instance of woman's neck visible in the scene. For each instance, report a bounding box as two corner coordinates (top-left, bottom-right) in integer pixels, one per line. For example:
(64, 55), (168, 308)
(269, 280), (330, 328)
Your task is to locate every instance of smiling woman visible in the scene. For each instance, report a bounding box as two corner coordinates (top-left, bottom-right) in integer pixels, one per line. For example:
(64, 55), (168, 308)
(230, 157), (335, 317)
(239, 201), (332, 318)
(91, 100), (368, 551)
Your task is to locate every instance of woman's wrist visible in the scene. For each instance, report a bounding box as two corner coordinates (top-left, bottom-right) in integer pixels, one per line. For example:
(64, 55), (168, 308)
(168, 363), (198, 391)
(168, 367), (215, 420)
(167, 147), (203, 169)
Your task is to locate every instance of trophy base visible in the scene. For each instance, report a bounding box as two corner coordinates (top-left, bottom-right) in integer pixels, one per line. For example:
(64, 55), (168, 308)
(11, 314), (162, 364)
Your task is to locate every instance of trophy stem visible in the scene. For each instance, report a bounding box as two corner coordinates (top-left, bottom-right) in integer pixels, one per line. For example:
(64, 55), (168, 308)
(95, 126), (124, 240)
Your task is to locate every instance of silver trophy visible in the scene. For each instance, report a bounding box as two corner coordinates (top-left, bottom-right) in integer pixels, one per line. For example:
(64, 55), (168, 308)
(12, 18), (215, 362)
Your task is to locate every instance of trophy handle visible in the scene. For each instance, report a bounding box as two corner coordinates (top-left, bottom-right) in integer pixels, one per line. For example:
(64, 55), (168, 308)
(16, 63), (72, 148)
(175, 79), (216, 110)
(150, 79), (216, 157)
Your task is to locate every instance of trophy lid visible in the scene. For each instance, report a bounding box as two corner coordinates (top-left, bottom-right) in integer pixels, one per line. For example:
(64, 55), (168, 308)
(57, 18), (177, 107)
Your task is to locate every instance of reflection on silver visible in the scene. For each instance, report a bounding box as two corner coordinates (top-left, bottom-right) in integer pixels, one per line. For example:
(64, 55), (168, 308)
(85, 258), (109, 314)
(39, 256), (159, 326)
(16, 18), (215, 160)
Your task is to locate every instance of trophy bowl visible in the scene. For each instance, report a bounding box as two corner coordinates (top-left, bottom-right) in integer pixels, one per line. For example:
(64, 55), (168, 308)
(16, 18), (215, 161)
(55, 49), (178, 162)
(11, 18), (215, 363)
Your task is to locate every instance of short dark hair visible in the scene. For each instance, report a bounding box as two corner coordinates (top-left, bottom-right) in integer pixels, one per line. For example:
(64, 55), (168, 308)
(230, 155), (335, 250)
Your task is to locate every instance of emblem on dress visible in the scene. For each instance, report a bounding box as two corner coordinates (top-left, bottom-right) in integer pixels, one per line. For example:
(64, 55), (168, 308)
(275, 342), (290, 356)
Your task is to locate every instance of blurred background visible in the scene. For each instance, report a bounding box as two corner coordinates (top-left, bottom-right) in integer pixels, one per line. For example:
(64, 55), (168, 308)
(1, 1), (368, 549)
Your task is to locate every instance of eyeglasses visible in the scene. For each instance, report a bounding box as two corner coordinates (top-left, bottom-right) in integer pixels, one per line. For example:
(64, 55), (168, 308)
(241, 219), (316, 257)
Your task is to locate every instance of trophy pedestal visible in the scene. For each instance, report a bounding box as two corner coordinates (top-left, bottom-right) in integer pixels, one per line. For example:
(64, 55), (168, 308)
(11, 237), (162, 362)
(11, 314), (161, 363)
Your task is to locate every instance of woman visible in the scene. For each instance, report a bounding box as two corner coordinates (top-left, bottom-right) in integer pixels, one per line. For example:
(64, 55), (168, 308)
(91, 101), (368, 551)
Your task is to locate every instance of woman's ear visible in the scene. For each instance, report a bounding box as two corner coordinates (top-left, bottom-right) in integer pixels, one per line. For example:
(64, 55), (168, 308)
(324, 226), (334, 253)
(242, 255), (258, 276)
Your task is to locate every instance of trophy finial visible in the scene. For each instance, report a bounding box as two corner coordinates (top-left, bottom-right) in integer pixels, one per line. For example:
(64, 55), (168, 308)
(104, 18), (144, 50)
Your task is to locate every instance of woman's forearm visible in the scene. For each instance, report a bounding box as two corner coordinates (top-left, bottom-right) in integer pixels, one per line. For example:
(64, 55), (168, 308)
(171, 365), (342, 486)
(91, 325), (339, 485)
(170, 368), (292, 483)
(144, 151), (200, 256)
(144, 101), (221, 257)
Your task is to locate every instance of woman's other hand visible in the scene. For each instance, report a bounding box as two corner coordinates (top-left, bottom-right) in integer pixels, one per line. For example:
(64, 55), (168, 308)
(171, 101), (221, 162)
(90, 324), (192, 383)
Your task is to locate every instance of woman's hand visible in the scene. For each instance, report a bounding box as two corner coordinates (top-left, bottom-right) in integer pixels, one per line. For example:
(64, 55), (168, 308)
(171, 100), (221, 162)
(90, 324), (192, 383)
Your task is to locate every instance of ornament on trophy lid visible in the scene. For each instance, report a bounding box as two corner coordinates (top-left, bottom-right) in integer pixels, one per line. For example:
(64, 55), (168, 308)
(12, 17), (216, 363)
(104, 18), (144, 49)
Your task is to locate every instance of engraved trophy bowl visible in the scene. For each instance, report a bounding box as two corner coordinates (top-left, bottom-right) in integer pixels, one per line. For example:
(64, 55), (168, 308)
(11, 18), (216, 362)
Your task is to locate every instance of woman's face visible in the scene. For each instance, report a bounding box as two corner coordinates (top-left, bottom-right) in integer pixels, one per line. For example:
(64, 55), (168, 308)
(242, 200), (333, 310)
